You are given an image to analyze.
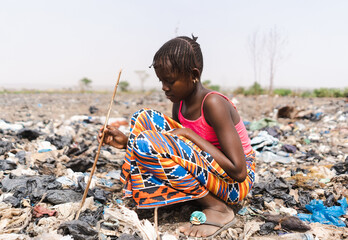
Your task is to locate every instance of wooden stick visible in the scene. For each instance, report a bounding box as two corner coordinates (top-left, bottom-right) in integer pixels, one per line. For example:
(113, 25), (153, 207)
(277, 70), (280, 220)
(154, 207), (160, 240)
(75, 69), (122, 220)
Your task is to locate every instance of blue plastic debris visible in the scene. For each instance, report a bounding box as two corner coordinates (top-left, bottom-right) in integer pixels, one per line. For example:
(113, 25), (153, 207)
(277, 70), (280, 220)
(237, 206), (262, 216)
(98, 178), (114, 188)
(297, 198), (347, 227)
(56, 176), (76, 187)
(99, 233), (107, 240)
(243, 121), (250, 128)
(238, 207), (249, 216)
(106, 170), (121, 180)
(315, 112), (323, 121)
(38, 149), (52, 153)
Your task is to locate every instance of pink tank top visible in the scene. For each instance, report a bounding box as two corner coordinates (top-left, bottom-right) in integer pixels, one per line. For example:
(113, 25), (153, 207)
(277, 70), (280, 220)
(178, 92), (252, 155)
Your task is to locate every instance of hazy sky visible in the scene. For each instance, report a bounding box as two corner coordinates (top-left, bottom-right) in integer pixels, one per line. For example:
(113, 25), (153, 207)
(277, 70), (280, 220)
(1, 0), (347, 90)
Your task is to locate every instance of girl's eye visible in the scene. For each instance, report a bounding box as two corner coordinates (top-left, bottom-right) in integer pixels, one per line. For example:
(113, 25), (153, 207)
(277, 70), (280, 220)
(160, 78), (175, 84)
(167, 79), (175, 84)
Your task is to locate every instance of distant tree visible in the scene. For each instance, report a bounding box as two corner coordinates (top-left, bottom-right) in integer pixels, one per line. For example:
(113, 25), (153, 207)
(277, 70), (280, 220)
(81, 78), (92, 87)
(247, 27), (288, 95)
(247, 30), (265, 86)
(135, 70), (149, 92)
(265, 26), (287, 95)
(119, 81), (129, 92)
(80, 77), (92, 92)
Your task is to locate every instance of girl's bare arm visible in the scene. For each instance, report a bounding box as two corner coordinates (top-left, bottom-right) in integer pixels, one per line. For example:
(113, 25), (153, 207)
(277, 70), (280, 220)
(171, 95), (247, 182)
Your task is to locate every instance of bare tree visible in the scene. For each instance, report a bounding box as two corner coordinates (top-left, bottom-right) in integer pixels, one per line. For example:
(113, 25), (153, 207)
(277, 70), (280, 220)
(135, 70), (149, 92)
(265, 26), (287, 94)
(247, 30), (265, 86)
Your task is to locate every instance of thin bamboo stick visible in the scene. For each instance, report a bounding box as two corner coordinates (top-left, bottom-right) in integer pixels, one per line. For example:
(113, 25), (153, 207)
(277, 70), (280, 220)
(75, 69), (122, 220)
(154, 207), (160, 240)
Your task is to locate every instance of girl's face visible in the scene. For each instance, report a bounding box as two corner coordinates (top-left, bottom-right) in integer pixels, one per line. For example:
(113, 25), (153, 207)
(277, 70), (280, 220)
(155, 65), (194, 103)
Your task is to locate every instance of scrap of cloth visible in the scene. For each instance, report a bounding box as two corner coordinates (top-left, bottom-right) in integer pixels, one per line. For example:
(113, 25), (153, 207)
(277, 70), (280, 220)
(120, 108), (255, 208)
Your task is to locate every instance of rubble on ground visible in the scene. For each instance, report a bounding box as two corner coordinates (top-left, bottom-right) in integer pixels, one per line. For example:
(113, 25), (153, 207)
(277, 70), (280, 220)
(0, 93), (347, 239)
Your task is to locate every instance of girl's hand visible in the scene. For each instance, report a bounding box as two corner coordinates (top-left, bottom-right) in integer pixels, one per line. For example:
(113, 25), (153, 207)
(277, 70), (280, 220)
(98, 125), (128, 149)
(170, 128), (190, 138)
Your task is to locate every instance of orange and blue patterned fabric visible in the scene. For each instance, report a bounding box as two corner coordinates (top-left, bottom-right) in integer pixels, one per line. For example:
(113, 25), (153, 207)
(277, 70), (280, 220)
(120, 108), (255, 208)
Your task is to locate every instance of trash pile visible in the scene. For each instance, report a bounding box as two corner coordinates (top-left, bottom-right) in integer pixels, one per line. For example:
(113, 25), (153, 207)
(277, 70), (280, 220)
(240, 96), (348, 240)
(0, 93), (347, 240)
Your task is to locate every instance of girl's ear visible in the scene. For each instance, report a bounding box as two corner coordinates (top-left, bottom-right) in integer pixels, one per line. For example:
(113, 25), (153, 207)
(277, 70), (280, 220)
(191, 68), (201, 80)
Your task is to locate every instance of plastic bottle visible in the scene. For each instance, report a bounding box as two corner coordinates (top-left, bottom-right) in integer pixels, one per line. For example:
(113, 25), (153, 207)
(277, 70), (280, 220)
(260, 151), (293, 164)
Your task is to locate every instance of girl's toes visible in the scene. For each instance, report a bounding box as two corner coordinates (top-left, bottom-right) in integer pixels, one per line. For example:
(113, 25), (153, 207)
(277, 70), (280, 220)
(178, 223), (190, 233)
(190, 228), (198, 237)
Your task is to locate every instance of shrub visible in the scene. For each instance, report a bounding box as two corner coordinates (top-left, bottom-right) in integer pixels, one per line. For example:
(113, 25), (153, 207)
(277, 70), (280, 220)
(273, 88), (292, 96)
(202, 80), (220, 91)
(332, 89), (343, 98)
(313, 88), (346, 98)
(209, 85), (220, 91)
(245, 82), (264, 95)
(233, 87), (245, 95)
(314, 88), (331, 97)
(343, 87), (348, 97)
(301, 90), (313, 98)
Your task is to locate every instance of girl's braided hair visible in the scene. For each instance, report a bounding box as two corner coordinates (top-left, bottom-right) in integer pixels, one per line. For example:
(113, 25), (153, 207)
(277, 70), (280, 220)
(152, 35), (203, 77)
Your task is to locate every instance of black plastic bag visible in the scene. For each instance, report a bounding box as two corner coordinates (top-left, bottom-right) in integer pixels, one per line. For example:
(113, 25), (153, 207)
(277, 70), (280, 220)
(58, 220), (98, 240)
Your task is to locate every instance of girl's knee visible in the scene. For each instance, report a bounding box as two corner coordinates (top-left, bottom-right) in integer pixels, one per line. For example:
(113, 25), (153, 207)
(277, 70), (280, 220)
(134, 130), (157, 155)
(132, 108), (150, 118)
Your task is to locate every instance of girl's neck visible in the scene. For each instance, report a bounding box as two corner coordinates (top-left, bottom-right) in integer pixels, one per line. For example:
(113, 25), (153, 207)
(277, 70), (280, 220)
(182, 84), (210, 110)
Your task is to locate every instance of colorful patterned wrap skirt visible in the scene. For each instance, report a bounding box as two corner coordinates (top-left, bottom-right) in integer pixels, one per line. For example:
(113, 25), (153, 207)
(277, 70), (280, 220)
(120, 108), (256, 209)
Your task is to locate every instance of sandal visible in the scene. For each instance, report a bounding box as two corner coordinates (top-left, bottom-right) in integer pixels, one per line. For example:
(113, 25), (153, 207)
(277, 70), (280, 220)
(180, 211), (237, 239)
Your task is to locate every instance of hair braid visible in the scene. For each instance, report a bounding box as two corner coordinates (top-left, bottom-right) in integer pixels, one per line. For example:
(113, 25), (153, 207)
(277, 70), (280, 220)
(152, 35), (203, 77)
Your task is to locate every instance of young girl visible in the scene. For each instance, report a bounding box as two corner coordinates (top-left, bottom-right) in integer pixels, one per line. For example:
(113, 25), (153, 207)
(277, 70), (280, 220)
(99, 36), (255, 238)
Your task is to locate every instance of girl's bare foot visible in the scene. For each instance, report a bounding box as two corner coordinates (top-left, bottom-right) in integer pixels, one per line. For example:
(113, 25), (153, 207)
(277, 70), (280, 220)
(178, 193), (235, 238)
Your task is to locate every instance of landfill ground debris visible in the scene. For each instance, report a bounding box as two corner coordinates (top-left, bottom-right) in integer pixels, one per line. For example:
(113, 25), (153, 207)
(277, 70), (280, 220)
(0, 93), (347, 239)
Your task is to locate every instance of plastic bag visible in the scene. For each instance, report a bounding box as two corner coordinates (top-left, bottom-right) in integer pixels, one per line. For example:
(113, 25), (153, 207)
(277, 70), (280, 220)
(297, 198), (347, 227)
